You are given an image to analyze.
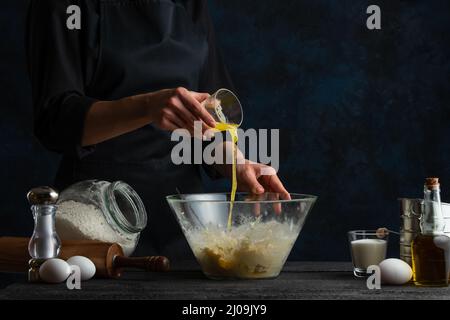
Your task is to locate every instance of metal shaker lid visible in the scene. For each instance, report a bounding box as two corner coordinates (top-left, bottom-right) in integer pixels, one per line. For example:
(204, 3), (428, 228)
(27, 186), (59, 205)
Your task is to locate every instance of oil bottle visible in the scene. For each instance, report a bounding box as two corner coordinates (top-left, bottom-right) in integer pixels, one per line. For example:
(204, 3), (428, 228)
(411, 178), (450, 286)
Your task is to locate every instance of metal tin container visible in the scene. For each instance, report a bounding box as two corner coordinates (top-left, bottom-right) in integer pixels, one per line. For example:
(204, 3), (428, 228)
(399, 198), (450, 265)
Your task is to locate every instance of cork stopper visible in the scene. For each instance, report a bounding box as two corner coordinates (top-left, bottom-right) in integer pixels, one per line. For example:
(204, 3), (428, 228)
(425, 177), (440, 190)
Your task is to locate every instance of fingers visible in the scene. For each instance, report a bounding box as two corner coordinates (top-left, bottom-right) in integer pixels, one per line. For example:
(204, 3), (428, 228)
(159, 117), (180, 131)
(165, 95), (204, 137)
(163, 88), (215, 135)
(253, 201), (261, 217)
(263, 174), (290, 215)
(268, 192), (282, 214)
(235, 162), (292, 217)
(241, 164), (265, 194)
(259, 168), (290, 199)
(243, 194), (262, 217)
(190, 91), (210, 103)
(176, 87), (216, 127)
(167, 94), (197, 130)
(161, 108), (185, 129)
(254, 164), (290, 214)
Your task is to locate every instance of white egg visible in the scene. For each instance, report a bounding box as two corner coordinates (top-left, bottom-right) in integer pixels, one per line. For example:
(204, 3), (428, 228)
(66, 256), (96, 281)
(39, 258), (71, 284)
(379, 258), (412, 285)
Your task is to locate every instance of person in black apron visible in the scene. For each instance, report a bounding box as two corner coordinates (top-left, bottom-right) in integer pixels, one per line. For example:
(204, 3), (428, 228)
(26, 0), (289, 260)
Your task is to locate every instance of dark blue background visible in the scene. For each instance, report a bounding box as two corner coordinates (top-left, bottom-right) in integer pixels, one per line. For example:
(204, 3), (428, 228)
(1, 0), (449, 261)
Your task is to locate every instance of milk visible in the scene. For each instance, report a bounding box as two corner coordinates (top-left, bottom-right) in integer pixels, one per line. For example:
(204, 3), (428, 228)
(351, 239), (387, 269)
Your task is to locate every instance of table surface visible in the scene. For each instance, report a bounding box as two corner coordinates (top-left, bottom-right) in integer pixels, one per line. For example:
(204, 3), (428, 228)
(1, 261), (449, 300)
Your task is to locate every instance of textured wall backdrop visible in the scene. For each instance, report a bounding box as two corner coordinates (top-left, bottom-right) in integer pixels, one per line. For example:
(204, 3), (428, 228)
(1, 0), (449, 261)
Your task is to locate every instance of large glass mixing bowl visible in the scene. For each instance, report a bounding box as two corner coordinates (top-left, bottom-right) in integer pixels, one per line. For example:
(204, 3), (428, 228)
(166, 193), (317, 280)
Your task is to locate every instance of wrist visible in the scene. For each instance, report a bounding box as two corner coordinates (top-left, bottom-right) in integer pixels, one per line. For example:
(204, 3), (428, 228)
(123, 93), (154, 122)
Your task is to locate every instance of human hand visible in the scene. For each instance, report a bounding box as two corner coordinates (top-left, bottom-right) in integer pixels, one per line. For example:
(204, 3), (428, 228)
(235, 160), (291, 214)
(147, 87), (216, 135)
(236, 160), (290, 197)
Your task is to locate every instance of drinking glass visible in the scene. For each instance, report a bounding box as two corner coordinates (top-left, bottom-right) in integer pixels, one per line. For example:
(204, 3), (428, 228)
(348, 230), (389, 277)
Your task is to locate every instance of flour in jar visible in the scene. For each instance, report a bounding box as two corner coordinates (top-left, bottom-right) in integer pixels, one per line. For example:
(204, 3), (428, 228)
(56, 200), (137, 256)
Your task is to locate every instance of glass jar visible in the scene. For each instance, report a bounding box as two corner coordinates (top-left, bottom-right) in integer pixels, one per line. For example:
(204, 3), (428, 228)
(55, 180), (147, 256)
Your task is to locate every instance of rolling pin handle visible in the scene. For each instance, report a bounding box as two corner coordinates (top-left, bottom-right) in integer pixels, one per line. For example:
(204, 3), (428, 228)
(113, 256), (170, 272)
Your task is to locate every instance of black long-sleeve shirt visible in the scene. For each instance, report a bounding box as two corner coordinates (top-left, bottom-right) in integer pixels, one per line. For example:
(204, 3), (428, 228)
(26, 0), (234, 157)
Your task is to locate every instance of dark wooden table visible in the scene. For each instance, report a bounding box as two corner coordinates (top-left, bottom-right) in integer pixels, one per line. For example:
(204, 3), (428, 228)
(1, 262), (449, 300)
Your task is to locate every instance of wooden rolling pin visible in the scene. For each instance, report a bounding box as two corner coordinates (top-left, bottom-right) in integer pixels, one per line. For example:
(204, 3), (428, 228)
(0, 237), (170, 278)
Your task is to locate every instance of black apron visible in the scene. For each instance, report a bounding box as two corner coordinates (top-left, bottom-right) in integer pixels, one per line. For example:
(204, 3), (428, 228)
(55, 0), (208, 259)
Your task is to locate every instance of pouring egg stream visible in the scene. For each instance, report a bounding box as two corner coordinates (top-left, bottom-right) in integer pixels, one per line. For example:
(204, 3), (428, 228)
(213, 122), (239, 231)
(208, 96), (240, 231)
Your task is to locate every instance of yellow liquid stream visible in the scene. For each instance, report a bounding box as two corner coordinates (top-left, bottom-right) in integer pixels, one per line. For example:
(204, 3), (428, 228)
(214, 123), (239, 230)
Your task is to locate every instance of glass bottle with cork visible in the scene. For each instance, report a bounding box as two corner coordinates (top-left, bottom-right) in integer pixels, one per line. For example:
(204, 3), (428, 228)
(411, 177), (450, 286)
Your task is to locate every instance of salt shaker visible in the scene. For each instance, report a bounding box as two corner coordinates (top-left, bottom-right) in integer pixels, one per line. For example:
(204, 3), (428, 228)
(27, 186), (61, 282)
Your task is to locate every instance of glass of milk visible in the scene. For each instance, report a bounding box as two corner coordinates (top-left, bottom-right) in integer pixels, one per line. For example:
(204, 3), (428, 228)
(348, 230), (389, 277)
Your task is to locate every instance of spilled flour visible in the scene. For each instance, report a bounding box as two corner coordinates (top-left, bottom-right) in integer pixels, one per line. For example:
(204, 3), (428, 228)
(185, 220), (298, 279)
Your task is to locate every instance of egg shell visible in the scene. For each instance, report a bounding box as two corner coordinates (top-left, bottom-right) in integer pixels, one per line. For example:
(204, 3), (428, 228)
(39, 259), (71, 284)
(66, 256), (96, 281)
(379, 258), (412, 285)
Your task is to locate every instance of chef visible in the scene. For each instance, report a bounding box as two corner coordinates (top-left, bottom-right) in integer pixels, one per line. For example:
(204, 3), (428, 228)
(26, 0), (289, 259)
